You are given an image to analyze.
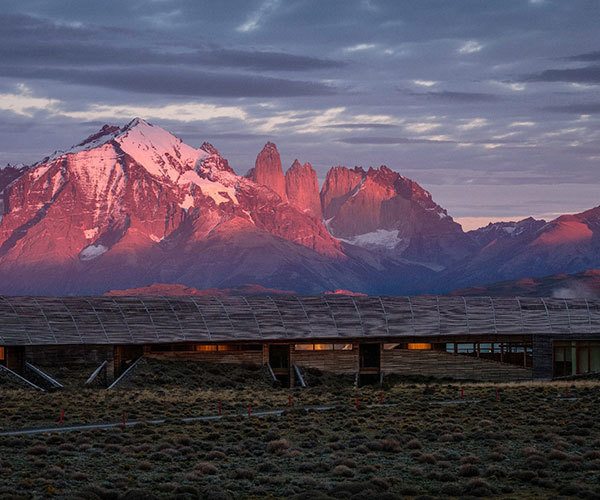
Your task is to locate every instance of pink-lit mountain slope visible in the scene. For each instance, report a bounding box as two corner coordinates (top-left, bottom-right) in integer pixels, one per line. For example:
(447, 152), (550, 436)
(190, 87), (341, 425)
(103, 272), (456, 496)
(1, 119), (598, 296)
(105, 283), (296, 297)
(320, 165), (476, 266)
(0, 119), (430, 295)
(437, 208), (600, 291)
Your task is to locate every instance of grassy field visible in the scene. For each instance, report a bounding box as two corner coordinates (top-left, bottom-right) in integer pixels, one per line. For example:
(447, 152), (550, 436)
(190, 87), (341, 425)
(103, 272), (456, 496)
(1, 360), (600, 498)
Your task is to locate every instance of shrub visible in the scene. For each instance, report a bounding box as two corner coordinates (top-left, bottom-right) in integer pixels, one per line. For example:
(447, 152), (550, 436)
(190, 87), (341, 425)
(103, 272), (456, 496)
(331, 465), (354, 478)
(231, 467), (254, 480)
(463, 478), (493, 497)
(207, 450), (227, 460)
(379, 439), (401, 452)
(458, 464), (479, 477)
(26, 445), (48, 456)
(406, 438), (422, 450)
(195, 462), (218, 475)
(266, 439), (290, 455)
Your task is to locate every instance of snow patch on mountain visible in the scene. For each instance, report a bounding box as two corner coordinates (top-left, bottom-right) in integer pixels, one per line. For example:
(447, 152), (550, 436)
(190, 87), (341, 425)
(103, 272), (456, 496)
(179, 194), (194, 211)
(80, 244), (108, 261)
(178, 170), (238, 205)
(84, 227), (99, 240)
(341, 229), (403, 250)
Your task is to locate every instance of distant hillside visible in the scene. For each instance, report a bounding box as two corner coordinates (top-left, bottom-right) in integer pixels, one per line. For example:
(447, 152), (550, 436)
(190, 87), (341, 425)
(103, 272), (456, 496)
(105, 283), (295, 297)
(452, 269), (600, 298)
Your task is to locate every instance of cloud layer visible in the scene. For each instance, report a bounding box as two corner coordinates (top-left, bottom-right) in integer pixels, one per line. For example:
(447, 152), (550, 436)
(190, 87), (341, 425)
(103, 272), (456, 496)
(0, 1), (599, 226)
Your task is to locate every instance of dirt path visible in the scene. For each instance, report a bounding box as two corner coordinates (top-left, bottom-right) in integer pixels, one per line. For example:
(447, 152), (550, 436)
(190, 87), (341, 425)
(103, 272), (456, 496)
(0, 404), (337, 437)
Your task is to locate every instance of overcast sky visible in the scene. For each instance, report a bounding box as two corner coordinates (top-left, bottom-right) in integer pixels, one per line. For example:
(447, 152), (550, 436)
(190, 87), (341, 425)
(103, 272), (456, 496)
(1, 0), (599, 229)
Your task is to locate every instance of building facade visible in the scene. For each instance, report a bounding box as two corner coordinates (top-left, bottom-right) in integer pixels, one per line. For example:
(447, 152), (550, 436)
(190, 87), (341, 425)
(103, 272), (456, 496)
(1, 295), (599, 387)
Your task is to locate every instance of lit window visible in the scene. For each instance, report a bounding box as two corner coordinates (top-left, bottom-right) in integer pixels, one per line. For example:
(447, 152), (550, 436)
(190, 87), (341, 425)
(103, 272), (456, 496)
(195, 345), (218, 352)
(0, 346), (4, 361)
(294, 344), (313, 351)
(313, 343), (334, 351)
(407, 343), (432, 350)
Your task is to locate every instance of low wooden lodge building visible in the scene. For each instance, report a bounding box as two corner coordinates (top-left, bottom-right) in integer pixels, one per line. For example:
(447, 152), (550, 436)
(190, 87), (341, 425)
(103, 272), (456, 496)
(1, 295), (600, 387)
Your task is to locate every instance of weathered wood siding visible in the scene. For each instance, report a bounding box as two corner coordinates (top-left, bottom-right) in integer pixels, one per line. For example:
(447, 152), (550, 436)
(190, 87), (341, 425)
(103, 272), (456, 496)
(145, 350), (263, 366)
(382, 349), (532, 381)
(292, 348), (358, 374)
(26, 344), (113, 367)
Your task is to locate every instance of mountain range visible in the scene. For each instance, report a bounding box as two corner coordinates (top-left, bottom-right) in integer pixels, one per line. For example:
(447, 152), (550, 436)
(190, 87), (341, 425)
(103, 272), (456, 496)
(0, 118), (598, 296)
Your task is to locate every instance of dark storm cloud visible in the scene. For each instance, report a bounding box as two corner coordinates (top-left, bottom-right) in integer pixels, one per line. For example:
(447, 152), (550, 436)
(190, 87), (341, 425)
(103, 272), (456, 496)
(0, 13), (344, 72)
(322, 123), (398, 129)
(525, 66), (600, 84)
(337, 136), (455, 145)
(405, 90), (500, 102)
(1, 1), (600, 220)
(542, 103), (600, 114)
(2, 66), (337, 98)
(0, 41), (344, 73)
(566, 50), (600, 62)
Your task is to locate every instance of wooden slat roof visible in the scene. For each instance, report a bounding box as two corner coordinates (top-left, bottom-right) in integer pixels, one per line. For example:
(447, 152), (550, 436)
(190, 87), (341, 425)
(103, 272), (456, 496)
(0, 295), (599, 346)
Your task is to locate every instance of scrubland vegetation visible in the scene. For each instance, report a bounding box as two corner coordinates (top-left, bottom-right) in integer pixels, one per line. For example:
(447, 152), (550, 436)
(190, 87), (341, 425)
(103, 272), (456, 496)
(1, 359), (600, 498)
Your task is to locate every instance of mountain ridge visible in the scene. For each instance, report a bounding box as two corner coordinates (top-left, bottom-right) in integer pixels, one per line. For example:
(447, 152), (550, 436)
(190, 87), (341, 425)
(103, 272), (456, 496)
(1, 118), (598, 296)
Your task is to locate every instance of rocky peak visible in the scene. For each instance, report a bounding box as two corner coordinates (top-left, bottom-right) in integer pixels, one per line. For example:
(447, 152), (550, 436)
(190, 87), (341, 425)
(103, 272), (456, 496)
(200, 142), (221, 156)
(0, 165), (27, 193)
(321, 166), (365, 219)
(197, 142), (236, 177)
(248, 142), (287, 201)
(76, 124), (121, 149)
(285, 159), (322, 218)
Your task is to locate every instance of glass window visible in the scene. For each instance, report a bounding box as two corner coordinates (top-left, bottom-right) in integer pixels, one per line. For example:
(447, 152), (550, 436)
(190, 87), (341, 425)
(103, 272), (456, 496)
(195, 345), (218, 352)
(313, 343), (334, 351)
(333, 344), (353, 350)
(591, 346), (600, 373)
(407, 343), (432, 350)
(578, 347), (590, 374)
(294, 344), (313, 351)
(457, 343), (476, 354)
(383, 343), (400, 350)
(479, 343), (492, 354)
(0, 346), (4, 361)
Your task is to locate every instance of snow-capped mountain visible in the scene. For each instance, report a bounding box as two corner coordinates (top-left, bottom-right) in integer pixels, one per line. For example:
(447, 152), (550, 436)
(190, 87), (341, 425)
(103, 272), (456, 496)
(0, 118), (598, 296)
(467, 217), (547, 248)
